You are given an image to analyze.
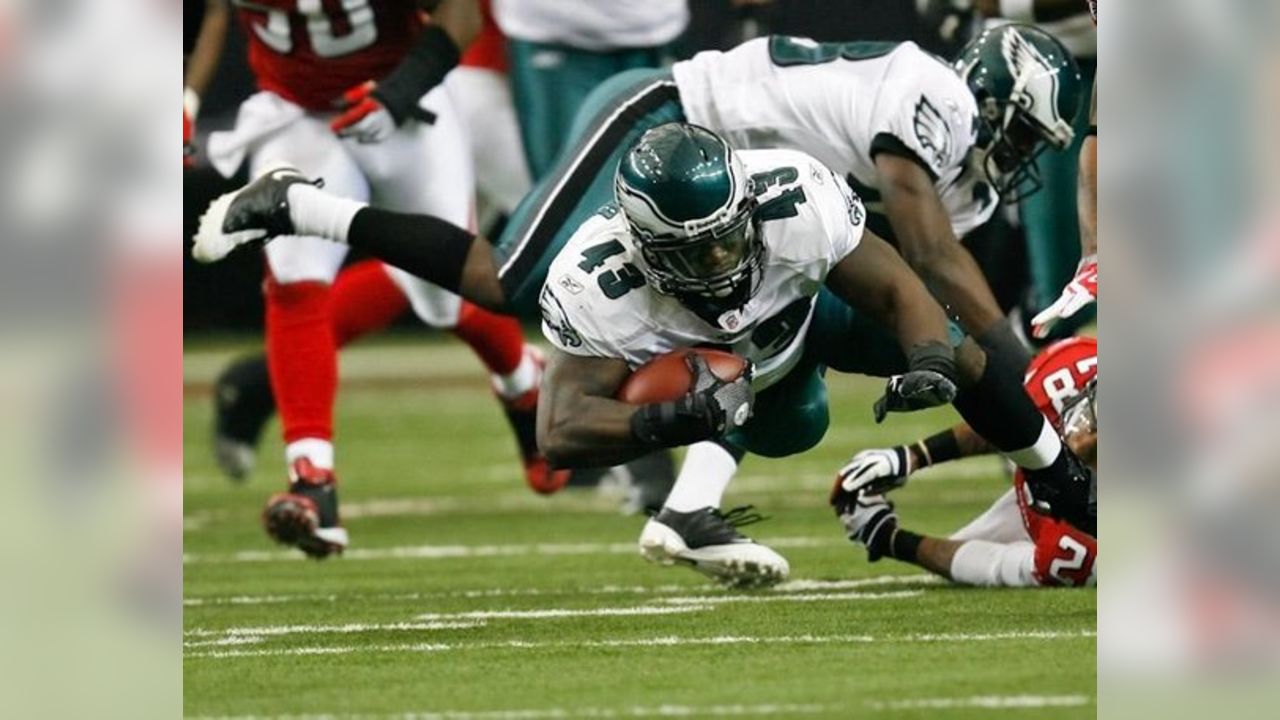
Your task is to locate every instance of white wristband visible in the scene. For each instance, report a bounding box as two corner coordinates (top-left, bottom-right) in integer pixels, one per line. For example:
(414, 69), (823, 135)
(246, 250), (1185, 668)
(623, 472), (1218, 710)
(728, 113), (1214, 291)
(184, 86), (201, 119)
(999, 0), (1036, 22)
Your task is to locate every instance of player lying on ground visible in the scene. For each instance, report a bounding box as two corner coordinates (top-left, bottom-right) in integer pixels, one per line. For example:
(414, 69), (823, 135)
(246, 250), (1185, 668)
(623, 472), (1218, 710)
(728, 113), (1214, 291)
(193, 123), (1095, 587)
(832, 337), (1097, 587)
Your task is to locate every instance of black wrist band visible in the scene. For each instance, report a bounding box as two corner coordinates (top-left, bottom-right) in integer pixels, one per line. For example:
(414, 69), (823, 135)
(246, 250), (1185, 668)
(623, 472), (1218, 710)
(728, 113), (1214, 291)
(890, 529), (923, 563)
(373, 24), (460, 124)
(1085, 125), (1098, 138)
(630, 399), (715, 448)
(907, 341), (957, 382)
(921, 429), (962, 467)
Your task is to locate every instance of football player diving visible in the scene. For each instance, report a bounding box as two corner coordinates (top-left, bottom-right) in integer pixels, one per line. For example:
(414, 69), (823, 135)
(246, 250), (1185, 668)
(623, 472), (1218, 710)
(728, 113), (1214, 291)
(194, 121), (1096, 588)
(832, 336), (1097, 587)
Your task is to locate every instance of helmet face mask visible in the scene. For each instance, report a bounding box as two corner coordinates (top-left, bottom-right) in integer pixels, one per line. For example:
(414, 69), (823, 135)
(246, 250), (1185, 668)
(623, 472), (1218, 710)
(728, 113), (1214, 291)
(616, 123), (767, 312)
(958, 24), (1084, 203)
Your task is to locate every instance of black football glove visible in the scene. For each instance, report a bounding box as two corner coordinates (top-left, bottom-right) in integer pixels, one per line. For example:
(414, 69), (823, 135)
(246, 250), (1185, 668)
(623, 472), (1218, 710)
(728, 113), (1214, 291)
(873, 371), (957, 423)
(631, 353), (754, 448)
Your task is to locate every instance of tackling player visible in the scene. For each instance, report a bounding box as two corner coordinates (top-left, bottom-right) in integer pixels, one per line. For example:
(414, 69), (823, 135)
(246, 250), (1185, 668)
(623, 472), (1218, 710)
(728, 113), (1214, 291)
(832, 337), (1097, 587)
(204, 0), (558, 558)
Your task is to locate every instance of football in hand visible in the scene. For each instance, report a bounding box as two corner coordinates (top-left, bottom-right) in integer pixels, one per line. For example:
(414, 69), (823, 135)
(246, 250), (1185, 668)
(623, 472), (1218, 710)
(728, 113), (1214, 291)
(616, 349), (748, 404)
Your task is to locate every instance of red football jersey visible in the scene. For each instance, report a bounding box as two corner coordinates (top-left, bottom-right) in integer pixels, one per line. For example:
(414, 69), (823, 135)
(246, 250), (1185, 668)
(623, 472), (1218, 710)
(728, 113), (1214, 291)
(236, 0), (425, 110)
(1013, 471), (1098, 585)
(1014, 336), (1099, 585)
(1022, 336), (1098, 429)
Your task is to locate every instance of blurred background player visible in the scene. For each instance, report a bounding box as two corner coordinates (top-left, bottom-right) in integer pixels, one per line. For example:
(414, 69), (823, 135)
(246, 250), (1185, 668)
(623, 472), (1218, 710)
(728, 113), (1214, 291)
(918, 0), (1097, 340)
(492, 0), (689, 180)
(832, 336), (1097, 587)
(202, 0), (557, 558)
(209, 1), (561, 500)
(1031, 0), (1098, 337)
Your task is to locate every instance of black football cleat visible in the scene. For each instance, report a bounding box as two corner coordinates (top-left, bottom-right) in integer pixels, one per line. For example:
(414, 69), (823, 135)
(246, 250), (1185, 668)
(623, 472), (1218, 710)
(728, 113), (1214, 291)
(639, 505), (789, 588)
(212, 353), (276, 481)
(192, 164), (321, 263)
(263, 458), (348, 559)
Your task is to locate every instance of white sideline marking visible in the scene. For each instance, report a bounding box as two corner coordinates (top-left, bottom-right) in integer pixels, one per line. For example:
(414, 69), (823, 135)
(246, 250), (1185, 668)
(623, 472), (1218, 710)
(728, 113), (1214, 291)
(865, 694), (1092, 711)
(413, 606), (709, 621)
(184, 621), (482, 639)
(184, 575), (938, 607)
(182, 536), (832, 565)
(186, 629), (1094, 660)
(660, 590), (923, 605)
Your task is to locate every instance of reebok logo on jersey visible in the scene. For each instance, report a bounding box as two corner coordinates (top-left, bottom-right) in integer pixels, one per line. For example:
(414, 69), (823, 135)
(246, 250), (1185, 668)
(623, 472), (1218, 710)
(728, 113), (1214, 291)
(558, 275), (584, 295)
(912, 96), (951, 171)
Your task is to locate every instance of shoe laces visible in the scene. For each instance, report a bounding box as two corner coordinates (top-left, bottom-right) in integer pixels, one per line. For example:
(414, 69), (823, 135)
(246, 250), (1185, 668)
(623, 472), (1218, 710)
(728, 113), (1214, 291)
(715, 505), (767, 528)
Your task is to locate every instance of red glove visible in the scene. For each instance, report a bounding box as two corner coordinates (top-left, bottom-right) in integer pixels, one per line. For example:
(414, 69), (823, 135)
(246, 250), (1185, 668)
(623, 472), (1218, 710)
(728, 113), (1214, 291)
(330, 81), (399, 143)
(1032, 255), (1097, 338)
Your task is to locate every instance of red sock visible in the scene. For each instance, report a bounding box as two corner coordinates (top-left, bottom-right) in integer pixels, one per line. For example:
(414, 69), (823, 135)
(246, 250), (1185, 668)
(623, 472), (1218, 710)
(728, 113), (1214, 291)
(265, 277), (337, 444)
(452, 301), (524, 375)
(331, 261), (409, 347)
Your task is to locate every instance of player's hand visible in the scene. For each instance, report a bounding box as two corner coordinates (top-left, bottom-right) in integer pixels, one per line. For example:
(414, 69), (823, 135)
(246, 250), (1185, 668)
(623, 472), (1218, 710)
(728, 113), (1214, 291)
(1031, 255), (1097, 339)
(833, 447), (913, 503)
(331, 81), (398, 143)
(687, 352), (754, 434)
(873, 371), (957, 423)
(183, 88), (199, 168)
(331, 81), (438, 143)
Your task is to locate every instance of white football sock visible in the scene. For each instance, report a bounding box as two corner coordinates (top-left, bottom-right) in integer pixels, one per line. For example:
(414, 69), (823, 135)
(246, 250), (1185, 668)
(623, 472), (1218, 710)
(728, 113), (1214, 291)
(285, 438), (334, 472)
(492, 348), (539, 400)
(662, 441), (739, 512)
(949, 539), (1037, 587)
(287, 184), (365, 244)
(1003, 419), (1062, 470)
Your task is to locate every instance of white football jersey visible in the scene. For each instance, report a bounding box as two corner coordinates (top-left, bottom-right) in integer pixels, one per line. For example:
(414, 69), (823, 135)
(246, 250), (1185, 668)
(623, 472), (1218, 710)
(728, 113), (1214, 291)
(493, 0), (688, 51)
(672, 37), (997, 238)
(540, 149), (865, 391)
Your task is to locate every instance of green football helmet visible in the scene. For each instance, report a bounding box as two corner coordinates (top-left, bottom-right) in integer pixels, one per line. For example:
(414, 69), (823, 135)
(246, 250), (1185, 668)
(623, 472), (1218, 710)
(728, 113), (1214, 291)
(614, 123), (764, 311)
(955, 24), (1084, 201)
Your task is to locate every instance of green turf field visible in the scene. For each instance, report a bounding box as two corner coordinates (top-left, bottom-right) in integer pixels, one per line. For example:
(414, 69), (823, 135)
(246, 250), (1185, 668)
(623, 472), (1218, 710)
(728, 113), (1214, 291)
(183, 337), (1096, 719)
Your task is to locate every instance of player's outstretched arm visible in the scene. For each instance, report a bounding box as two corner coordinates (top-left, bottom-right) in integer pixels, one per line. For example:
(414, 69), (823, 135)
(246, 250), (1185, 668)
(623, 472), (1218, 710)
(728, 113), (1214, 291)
(834, 423), (994, 497)
(874, 154), (1013, 353)
(825, 229), (959, 421)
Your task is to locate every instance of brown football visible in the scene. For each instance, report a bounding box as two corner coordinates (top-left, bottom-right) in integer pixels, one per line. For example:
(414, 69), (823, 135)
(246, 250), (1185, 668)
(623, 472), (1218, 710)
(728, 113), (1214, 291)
(616, 349), (748, 404)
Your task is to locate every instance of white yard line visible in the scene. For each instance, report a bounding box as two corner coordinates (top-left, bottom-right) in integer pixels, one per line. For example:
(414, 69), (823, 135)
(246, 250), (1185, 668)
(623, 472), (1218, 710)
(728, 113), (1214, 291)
(413, 606), (710, 621)
(183, 537), (834, 565)
(186, 629), (1094, 660)
(185, 621), (482, 639)
(864, 694), (1092, 711)
(185, 575), (938, 607)
(659, 590), (923, 605)
(189, 703), (834, 719)
(188, 695), (1092, 719)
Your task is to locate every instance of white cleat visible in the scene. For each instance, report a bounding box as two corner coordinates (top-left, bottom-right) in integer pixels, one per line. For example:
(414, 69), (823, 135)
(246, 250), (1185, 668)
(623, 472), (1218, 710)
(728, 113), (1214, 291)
(191, 164), (318, 263)
(639, 506), (789, 589)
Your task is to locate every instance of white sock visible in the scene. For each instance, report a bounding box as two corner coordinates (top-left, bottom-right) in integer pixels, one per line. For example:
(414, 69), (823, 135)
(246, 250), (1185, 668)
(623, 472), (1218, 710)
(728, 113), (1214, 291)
(1003, 419), (1062, 470)
(287, 184), (365, 244)
(949, 540), (1037, 587)
(285, 438), (334, 471)
(493, 349), (539, 399)
(662, 441), (738, 512)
